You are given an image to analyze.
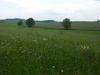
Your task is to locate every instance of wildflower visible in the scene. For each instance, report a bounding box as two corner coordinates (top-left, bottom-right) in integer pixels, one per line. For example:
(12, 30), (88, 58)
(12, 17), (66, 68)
(7, 43), (9, 45)
(33, 53), (36, 55)
(52, 66), (55, 68)
(40, 67), (42, 69)
(20, 47), (22, 49)
(32, 40), (38, 43)
(61, 70), (63, 72)
(75, 67), (77, 69)
(28, 51), (31, 54)
(39, 55), (42, 59)
(43, 38), (47, 41)
(54, 37), (56, 39)
(55, 44), (58, 47)
(1, 46), (4, 48)
(5, 56), (7, 58)
(32, 33), (35, 35)
(7, 53), (10, 55)
(59, 46), (62, 48)
(5, 40), (7, 42)
(46, 43), (49, 45)
(80, 44), (89, 49)
(22, 51), (24, 53)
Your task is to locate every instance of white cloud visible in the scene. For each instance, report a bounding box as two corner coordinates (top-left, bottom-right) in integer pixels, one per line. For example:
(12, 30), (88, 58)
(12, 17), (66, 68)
(97, 15), (100, 17)
(0, 0), (100, 21)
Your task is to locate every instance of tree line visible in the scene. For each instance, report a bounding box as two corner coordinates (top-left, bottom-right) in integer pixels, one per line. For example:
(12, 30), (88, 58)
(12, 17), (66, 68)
(18, 18), (71, 30)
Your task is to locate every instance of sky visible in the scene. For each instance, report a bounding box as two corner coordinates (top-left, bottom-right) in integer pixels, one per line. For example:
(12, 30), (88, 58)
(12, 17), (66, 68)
(0, 0), (100, 21)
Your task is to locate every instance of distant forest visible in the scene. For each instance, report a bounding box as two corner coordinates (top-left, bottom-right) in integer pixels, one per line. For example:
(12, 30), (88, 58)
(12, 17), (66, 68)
(0, 18), (58, 22)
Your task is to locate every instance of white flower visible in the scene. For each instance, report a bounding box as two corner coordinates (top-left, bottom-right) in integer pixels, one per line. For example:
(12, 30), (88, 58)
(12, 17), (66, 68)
(20, 47), (22, 49)
(52, 66), (55, 68)
(7, 43), (9, 45)
(32, 40), (38, 43)
(80, 44), (89, 49)
(43, 38), (47, 41)
(7, 53), (10, 55)
(5, 40), (7, 42)
(61, 70), (63, 72)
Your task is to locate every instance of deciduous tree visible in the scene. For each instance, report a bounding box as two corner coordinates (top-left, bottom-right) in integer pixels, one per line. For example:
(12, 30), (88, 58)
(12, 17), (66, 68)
(26, 18), (35, 27)
(62, 18), (71, 30)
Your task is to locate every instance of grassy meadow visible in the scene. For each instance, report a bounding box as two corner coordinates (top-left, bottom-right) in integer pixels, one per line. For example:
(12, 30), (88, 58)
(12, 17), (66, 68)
(0, 21), (100, 75)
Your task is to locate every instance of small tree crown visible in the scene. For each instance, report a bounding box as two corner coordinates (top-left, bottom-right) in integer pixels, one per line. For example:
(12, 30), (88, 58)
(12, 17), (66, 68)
(18, 21), (23, 26)
(26, 18), (35, 27)
(62, 18), (71, 30)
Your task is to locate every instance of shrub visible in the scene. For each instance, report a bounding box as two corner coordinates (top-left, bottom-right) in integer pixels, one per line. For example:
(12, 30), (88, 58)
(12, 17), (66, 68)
(18, 21), (23, 26)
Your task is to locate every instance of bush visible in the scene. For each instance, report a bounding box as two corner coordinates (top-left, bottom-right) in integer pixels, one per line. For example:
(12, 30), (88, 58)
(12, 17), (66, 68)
(18, 21), (23, 26)
(62, 18), (71, 30)
(26, 18), (35, 27)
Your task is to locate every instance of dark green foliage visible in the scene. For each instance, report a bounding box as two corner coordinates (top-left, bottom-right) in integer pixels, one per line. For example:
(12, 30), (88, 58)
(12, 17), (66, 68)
(26, 18), (35, 27)
(42, 20), (56, 23)
(6, 18), (25, 21)
(62, 18), (71, 30)
(18, 21), (23, 26)
(97, 20), (99, 22)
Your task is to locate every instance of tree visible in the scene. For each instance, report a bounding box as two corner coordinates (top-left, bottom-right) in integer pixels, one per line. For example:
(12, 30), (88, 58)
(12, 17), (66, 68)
(62, 18), (71, 30)
(97, 20), (99, 22)
(26, 18), (35, 27)
(18, 21), (23, 26)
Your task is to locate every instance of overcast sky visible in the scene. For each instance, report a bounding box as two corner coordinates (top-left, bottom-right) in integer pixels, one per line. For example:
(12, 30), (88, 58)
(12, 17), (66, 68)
(0, 0), (100, 21)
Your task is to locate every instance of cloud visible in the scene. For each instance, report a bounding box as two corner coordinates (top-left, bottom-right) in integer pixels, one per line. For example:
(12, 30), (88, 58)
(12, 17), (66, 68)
(97, 15), (100, 17)
(96, 0), (100, 1)
(0, 0), (100, 21)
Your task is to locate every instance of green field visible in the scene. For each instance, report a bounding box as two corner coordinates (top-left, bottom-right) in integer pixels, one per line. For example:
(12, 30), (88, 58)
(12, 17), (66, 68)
(35, 21), (100, 30)
(0, 21), (100, 75)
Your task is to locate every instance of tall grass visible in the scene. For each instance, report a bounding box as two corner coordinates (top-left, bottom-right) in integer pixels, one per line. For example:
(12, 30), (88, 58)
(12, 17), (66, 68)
(0, 21), (100, 75)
